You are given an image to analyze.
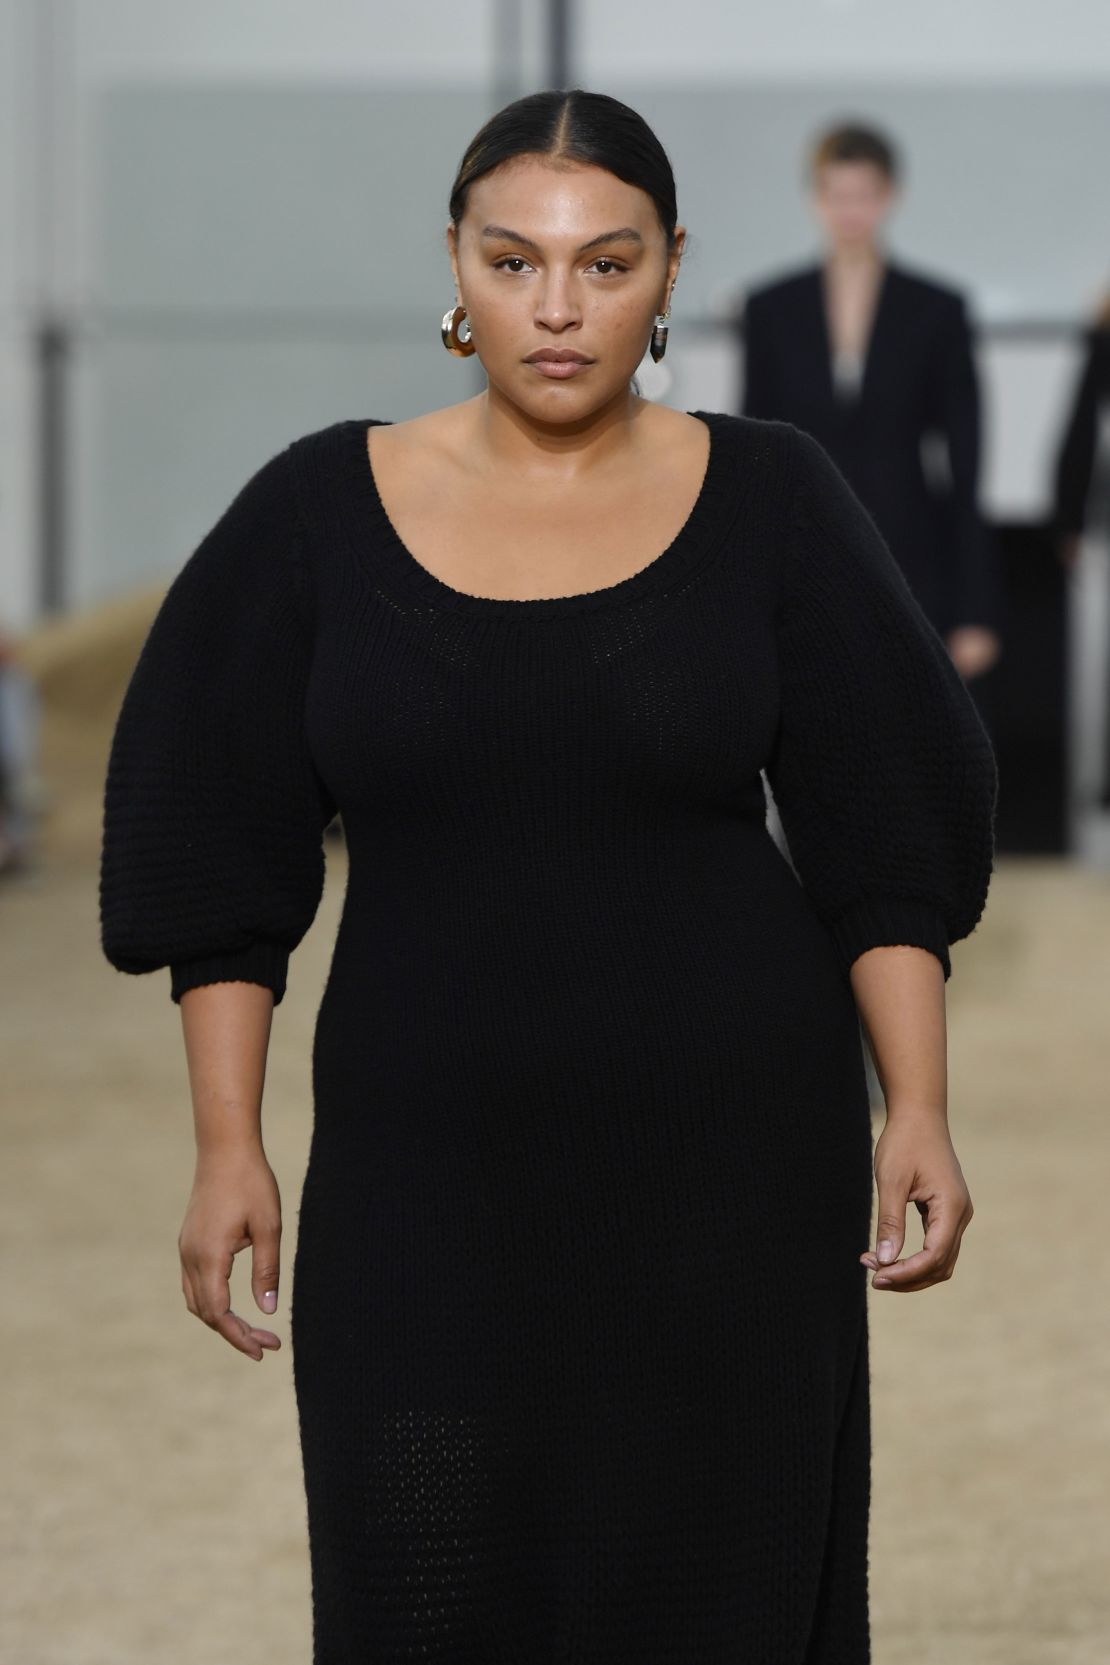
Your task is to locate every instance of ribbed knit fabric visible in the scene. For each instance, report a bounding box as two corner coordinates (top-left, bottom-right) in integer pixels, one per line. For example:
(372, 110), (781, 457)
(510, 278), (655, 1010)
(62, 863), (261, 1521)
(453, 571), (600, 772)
(99, 409), (998, 1663)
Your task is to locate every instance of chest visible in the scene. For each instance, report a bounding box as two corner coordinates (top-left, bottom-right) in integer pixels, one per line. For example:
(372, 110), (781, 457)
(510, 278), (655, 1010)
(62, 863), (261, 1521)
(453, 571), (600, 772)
(824, 273), (882, 358)
(371, 440), (709, 604)
(305, 534), (782, 831)
(776, 285), (938, 430)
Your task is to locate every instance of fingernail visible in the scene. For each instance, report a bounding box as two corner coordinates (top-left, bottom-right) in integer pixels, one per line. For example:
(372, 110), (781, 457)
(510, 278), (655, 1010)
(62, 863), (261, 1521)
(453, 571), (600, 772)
(262, 1290), (277, 1312)
(874, 1276), (892, 1287)
(877, 1240), (895, 1264)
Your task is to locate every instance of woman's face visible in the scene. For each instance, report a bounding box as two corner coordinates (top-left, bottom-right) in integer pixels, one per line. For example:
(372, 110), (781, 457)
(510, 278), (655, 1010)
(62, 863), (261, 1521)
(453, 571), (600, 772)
(811, 160), (896, 251)
(446, 154), (683, 418)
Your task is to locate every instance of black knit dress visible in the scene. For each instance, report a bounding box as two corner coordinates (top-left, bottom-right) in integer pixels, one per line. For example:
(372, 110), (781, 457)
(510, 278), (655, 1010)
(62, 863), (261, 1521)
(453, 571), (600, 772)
(99, 408), (997, 1663)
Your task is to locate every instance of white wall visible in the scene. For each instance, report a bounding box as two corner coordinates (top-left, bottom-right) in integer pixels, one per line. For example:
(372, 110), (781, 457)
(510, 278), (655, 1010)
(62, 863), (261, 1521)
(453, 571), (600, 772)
(583, 0), (1110, 80)
(71, 0), (536, 82)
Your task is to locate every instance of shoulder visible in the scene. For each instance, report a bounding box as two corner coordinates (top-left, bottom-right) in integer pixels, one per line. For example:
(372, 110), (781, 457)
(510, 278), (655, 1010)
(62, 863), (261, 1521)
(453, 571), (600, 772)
(191, 427), (352, 622)
(698, 409), (833, 484)
(283, 415), (393, 522)
(743, 263), (819, 312)
(285, 410), (464, 470)
(284, 415), (373, 472)
(201, 435), (318, 572)
(177, 438), (304, 570)
(886, 260), (974, 328)
(286, 404), (489, 482)
(689, 417), (906, 609)
(741, 267), (818, 335)
(1081, 324), (1110, 367)
(693, 412), (850, 541)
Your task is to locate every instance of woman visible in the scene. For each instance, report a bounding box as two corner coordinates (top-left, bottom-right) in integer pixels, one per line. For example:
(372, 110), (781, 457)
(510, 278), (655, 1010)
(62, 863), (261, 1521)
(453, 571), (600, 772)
(100, 89), (997, 1662)
(740, 120), (1002, 683)
(1053, 289), (1110, 804)
(1053, 289), (1110, 569)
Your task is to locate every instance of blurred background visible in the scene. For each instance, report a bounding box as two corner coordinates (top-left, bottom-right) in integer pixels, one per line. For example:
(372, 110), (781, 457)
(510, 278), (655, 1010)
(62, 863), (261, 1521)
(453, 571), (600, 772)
(1, 3), (1108, 1662)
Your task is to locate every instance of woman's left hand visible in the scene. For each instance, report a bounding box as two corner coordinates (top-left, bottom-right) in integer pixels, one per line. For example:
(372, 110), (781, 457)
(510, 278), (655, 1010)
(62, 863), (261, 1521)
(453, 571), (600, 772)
(945, 625), (1000, 680)
(859, 1112), (974, 1292)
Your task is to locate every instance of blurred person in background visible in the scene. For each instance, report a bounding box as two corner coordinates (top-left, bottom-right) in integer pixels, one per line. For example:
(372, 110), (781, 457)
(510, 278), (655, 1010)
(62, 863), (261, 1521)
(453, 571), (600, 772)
(1053, 284), (1110, 806)
(738, 120), (1002, 689)
(1053, 285), (1110, 567)
(0, 621), (41, 877)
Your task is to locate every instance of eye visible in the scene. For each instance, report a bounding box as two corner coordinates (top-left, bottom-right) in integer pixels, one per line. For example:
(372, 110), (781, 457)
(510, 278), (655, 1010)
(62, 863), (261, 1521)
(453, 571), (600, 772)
(491, 255), (629, 276)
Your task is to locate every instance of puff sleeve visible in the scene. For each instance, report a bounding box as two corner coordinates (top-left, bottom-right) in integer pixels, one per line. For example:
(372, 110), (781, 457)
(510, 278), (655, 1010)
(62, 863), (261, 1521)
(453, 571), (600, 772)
(99, 443), (338, 1005)
(764, 425), (998, 981)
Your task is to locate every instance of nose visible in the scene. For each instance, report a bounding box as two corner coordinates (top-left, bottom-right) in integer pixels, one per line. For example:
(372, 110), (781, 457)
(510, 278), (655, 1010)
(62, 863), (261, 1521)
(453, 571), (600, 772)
(533, 269), (583, 333)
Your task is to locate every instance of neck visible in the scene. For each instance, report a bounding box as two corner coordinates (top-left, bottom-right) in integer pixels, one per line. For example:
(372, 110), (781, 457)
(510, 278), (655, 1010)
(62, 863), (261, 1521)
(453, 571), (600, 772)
(825, 242), (884, 274)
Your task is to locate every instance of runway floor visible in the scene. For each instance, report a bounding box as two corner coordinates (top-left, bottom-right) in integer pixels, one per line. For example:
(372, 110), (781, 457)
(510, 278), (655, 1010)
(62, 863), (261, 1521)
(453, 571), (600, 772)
(2, 845), (1108, 1664)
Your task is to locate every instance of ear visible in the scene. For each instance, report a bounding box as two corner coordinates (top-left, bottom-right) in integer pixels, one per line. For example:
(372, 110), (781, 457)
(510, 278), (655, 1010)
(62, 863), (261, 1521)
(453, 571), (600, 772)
(664, 229), (686, 305)
(445, 221), (461, 290)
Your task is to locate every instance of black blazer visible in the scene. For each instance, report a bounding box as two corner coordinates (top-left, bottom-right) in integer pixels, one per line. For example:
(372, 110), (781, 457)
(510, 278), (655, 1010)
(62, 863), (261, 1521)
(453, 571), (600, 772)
(1053, 324), (1110, 537)
(738, 259), (1000, 636)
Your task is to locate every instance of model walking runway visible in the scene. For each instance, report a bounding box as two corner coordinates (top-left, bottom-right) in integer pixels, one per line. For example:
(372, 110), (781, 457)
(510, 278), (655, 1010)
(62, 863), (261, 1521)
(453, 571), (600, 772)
(100, 406), (995, 1660)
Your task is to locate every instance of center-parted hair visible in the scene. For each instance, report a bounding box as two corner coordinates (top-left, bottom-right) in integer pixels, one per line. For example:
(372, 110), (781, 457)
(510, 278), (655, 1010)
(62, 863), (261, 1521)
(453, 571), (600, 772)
(448, 88), (679, 253)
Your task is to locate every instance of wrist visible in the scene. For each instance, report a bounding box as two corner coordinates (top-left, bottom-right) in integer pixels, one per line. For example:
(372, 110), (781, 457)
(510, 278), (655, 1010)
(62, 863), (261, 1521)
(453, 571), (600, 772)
(881, 1096), (948, 1126)
(194, 1133), (266, 1170)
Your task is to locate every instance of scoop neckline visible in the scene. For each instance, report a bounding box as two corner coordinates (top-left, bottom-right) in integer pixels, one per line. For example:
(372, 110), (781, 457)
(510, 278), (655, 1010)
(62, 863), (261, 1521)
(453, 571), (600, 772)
(340, 408), (740, 620)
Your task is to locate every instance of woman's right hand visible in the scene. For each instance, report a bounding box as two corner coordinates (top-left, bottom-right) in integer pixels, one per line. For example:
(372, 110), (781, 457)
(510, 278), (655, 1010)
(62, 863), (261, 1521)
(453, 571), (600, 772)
(178, 1146), (283, 1360)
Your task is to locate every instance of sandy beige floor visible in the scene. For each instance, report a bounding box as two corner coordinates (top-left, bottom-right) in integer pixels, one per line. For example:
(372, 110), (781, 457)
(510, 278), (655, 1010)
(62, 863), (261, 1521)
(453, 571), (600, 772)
(3, 847), (1108, 1664)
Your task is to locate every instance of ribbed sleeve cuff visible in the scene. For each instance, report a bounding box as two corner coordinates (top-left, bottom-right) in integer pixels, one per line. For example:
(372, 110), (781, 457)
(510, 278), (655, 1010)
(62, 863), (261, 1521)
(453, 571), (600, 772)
(829, 897), (952, 982)
(170, 940), (290, 1005)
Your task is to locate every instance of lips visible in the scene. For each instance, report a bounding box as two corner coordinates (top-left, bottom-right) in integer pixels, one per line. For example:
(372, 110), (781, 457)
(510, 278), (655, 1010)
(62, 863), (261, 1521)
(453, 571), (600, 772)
(524, 351), (594, 364)
(524, 350), (594, 380)
(527, 358), (593, 378)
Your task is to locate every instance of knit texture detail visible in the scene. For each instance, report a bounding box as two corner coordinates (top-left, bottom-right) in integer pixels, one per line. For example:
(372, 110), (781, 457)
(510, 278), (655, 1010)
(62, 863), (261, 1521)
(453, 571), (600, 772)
(98, 408), (997, 1661)
(764, 424), (997, 981)
(99, 447), (337, 1006)
(169, 939), (293, 1005)
(829, 896), (953, 981)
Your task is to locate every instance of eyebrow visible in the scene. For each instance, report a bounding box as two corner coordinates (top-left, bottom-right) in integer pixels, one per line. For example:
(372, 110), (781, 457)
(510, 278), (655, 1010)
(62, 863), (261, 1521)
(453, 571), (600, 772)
(480, 224), (644, 255)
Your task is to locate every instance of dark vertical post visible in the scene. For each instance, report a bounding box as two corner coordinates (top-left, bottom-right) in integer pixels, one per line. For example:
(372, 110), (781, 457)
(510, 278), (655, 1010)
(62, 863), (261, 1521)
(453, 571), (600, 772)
(492, 0), (523, 111)
(549, 0), (572, 89)
(36, 320), (67, 615)
(30, 0), (72, 616)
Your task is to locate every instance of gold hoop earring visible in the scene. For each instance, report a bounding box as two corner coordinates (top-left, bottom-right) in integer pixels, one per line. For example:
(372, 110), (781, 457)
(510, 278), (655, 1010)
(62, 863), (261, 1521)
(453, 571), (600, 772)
(649, 308), (670, 363)
(441, 303), (476, 357)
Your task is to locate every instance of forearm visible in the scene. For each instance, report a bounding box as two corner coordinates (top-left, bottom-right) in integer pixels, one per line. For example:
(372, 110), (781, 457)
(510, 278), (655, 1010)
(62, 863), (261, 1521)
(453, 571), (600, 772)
(179, 980), (275, 1158)
(848, 943), (947, 1121)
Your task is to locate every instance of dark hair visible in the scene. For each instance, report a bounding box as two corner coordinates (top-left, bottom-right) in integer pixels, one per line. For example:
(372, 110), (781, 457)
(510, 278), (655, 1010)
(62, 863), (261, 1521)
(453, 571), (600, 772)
(809, 120), (901, 185)
(448, 88), (679, 253)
